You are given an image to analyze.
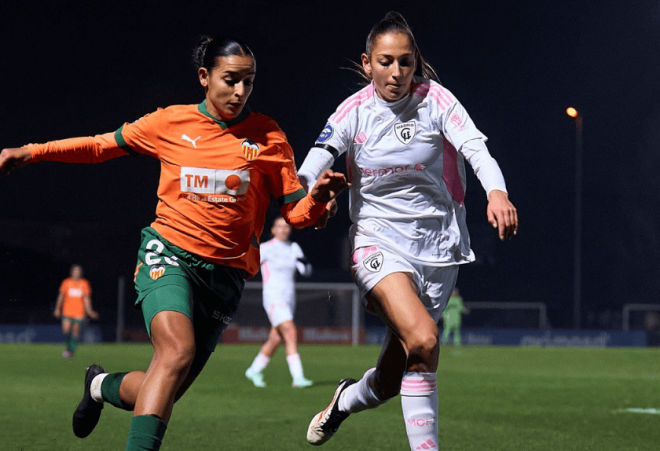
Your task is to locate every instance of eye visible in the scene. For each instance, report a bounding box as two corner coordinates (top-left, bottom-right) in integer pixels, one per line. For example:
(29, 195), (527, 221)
(379, 60), (390, 67)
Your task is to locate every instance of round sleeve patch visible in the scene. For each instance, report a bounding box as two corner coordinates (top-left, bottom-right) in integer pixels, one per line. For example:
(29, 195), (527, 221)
(316, 123), (334, 143)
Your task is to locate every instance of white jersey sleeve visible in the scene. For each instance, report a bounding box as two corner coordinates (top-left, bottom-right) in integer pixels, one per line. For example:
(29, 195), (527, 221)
(298, 88), (367, 190)
(432, 85), (507, 197)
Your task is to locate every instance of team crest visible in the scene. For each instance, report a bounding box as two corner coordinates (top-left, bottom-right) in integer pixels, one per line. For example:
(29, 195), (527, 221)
(394, 121), (416, 145)
(241, 139), (260, 161)
(150, 265), (166, 280)
(363, 252), (384, 273)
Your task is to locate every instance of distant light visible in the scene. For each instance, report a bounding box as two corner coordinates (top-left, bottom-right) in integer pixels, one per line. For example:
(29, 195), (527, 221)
(566, 107), (578, 118)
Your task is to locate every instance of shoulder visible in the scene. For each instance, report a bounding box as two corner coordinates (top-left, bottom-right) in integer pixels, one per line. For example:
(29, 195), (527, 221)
(329, 83), (376, 124)
(411, 78), (457, 112)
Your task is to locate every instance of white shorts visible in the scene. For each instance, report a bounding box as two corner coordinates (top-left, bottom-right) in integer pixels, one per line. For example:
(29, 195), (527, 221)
(351, 245), (459, 323)
(263, 300), (294, 327)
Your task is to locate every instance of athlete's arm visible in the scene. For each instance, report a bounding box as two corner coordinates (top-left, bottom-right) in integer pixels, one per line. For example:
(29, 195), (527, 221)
(460, 138), (518, 240)
(281, 169), (347, 229)
(84, 295), (99, 320)
(0, 133), (129, 175)
(297, 147), (336, 192)
(53, 292), (64, 319)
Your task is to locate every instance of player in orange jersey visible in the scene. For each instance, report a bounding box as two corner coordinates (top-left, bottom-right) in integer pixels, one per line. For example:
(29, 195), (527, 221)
(54, 264), (99, 358)
(0, 36), (347, 451)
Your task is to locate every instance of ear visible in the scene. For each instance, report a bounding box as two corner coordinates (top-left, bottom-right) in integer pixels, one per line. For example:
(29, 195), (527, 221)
(198, 67), (209, 88)
(361, 53), (371, 77)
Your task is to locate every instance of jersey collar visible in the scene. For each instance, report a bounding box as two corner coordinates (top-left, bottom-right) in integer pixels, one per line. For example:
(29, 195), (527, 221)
(198, 101), (251, 130)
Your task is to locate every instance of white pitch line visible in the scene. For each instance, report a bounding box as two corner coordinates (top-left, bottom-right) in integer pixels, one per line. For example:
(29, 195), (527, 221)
(618, 408), (660, 415)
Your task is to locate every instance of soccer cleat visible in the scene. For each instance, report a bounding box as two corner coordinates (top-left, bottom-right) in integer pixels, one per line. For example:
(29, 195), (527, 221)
(245, 368), (266, 388)
(307, 378), (356, 446)
(292, 376), (313, 388)
(72, 364), (105, 438)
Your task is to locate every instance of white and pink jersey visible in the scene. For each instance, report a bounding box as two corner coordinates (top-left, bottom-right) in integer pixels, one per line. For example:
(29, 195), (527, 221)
(298, 77), (508, 266)
(260, 238), (312, 305)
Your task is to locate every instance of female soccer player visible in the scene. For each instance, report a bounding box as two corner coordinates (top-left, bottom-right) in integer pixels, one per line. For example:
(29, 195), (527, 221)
(299, 12), (518, 449)
(54, 264), (99, 358)
(245, 216), (314, 388)
(0, 36), (346, 451)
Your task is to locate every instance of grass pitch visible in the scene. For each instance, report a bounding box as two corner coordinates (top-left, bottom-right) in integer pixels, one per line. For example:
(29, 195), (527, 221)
(1, 343), (658, 450)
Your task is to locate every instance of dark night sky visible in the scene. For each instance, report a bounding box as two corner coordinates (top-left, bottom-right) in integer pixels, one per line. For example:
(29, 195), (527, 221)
(1, 0), (659, 329)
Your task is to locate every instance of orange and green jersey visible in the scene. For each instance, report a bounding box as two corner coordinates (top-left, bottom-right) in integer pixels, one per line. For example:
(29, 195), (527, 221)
(59, 277), (91, 319)
(26, 102), (326, 276)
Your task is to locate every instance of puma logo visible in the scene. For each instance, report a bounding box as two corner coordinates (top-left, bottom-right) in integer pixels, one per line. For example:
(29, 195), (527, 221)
(181, 134), (201, 148)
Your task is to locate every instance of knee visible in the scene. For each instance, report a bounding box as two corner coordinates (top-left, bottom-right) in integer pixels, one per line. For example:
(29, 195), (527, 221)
(406, 325), (439, 361)
(158, 341), (196, 376)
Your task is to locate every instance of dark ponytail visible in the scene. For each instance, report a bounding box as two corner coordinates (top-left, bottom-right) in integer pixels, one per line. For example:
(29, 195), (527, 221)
(192, 36), (255, 71)
(354, 11), (439, 83)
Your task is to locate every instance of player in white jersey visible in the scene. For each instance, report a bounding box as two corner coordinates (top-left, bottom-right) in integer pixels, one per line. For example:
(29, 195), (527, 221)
(301, 12), (518, 450)
(245, 217), (314, 388)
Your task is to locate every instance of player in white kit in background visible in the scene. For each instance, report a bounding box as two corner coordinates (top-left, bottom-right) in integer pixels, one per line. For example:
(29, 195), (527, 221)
(245, 216), (314, 388)
(300, 12), (518, 450)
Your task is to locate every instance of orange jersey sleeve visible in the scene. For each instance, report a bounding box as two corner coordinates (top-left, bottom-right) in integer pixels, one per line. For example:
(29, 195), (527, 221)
(25, 133), (128, 163)
(117, 102), (325, 276)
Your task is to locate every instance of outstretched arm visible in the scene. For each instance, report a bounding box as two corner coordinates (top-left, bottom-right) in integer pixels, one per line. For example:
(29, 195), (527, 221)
(281, 169), (347, 229)
(1, 132), (128, 175)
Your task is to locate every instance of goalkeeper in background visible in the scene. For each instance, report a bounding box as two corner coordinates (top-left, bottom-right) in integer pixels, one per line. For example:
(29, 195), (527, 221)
(441, 287), (468, 346)
(245, 216), (314, 388)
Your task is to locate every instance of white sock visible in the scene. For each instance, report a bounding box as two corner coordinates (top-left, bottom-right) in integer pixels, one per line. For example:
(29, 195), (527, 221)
(90, 373), (108, 403)
(400, 372), (438, 451)
(248, 353), (270, 374)
(338, 368), (384, 413)
(286, 353), (304, 379)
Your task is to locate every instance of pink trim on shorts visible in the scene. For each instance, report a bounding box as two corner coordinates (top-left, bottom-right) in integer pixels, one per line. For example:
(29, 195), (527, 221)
(351, 246), (379, 265)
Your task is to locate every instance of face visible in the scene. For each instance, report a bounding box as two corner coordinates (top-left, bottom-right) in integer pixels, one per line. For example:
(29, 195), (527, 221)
(71, 266), (82, 280)
(361, 32), (416, 102)
(271, 218), (291, 242)
(199, 55), (256, 121)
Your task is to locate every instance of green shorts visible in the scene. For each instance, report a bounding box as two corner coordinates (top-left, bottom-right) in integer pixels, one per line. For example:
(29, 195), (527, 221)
(134, 227), (246, 360)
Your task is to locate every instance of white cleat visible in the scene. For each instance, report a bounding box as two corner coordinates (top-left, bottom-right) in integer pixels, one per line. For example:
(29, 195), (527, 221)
(292, 376), (313, 388)
(306, 378), (356, 446)
(245, 368), (266, 388)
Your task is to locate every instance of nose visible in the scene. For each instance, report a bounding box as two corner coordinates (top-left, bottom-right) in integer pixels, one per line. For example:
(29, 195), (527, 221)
(391, 62), (402, 79)
(234, 82), (246, 98)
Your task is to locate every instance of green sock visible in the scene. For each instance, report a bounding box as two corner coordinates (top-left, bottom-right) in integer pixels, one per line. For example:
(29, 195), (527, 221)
(126, 415), (167, 451)
(64, 332), (72, 351)
(70, 336), (79, 352)
(101, 372), (131, 410)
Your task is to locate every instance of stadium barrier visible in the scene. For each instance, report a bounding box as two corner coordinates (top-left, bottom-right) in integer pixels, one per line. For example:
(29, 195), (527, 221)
(0, 324), (102, 344)
(368, 327), (647, 347)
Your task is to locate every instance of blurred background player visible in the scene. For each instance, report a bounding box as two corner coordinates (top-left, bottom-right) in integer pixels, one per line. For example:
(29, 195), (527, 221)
(441, 287), (468, 346)
(245, 216), (314, 388)
(0, 36), (346, 451)
(53, 264), (99, 358)
(299, 12), (517, 450)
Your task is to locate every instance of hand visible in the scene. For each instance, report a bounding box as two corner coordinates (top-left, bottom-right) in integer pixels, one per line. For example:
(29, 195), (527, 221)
(314, 198), (339, 230)
(53, 309), (61, 319)
(0, 147), (32, 174)
(88, 311), (100, 321)
(309, 170), (348, 203)
(487, 190), (518, 241)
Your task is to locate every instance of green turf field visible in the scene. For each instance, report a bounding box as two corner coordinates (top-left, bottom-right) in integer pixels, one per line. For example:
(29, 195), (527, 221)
(1, 343), (658, 450)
